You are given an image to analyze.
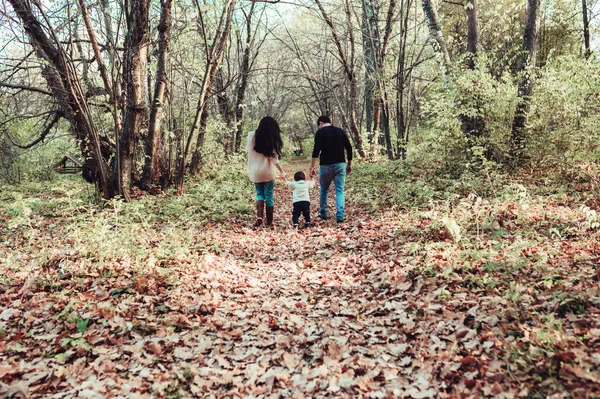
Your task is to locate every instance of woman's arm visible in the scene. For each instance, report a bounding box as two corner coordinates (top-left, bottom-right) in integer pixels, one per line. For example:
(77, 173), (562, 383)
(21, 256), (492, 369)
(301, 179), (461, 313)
(275, 162), (287, 179)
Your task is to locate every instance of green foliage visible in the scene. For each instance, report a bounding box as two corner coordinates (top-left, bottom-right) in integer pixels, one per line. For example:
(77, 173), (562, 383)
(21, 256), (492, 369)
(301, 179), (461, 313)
(0, 115), (75, 184)
(527, 56), (600, 170)
(414, 53), (518, 173)
(0, 159), (252, 274)
(409, 86), (467, 175)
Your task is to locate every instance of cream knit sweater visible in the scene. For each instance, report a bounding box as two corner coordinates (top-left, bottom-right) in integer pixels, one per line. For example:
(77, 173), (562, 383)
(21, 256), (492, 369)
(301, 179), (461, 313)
(246, 131), (280, 183)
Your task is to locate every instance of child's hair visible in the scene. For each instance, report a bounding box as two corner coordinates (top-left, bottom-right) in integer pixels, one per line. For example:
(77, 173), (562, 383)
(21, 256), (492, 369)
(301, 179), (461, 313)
(294, 171), (305, 181)
(254, 116), (283, 158)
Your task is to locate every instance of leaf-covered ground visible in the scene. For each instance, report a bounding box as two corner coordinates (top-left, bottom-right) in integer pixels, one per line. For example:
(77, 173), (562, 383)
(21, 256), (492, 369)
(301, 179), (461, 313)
(1, 161), (600, 398)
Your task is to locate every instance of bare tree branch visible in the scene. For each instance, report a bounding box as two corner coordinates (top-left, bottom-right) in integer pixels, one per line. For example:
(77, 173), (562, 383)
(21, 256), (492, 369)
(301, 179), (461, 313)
(0, 82), (52, 96)
(4, 111), (63, 149)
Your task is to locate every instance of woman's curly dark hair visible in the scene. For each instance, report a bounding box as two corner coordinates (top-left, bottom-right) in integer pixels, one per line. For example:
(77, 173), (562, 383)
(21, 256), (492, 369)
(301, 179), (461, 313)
(254, 116), (283, 158)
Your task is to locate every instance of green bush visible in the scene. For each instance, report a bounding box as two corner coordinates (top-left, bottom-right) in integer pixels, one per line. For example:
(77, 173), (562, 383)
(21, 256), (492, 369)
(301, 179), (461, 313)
(527, 55), (600, 170)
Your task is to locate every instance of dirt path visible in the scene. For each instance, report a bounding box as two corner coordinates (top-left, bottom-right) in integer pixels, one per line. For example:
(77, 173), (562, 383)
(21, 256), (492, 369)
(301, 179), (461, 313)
(171, 160), (423, 398)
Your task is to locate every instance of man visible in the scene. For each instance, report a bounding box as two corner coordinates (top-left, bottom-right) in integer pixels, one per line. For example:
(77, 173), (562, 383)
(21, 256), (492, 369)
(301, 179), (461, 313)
(309, 116), (353, 223)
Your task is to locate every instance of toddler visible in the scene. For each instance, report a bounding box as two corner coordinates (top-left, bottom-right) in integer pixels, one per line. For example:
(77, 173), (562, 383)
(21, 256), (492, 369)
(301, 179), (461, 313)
(285, 171), (315, 228)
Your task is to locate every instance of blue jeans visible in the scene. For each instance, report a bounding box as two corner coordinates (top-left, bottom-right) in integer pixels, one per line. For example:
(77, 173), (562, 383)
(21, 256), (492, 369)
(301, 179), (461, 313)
(319, 163), (346, 221)
(254, 180), (275, 207)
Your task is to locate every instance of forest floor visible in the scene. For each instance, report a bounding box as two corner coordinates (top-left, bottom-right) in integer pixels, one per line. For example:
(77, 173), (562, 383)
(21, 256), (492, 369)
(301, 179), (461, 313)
(1, 159), (600, 399)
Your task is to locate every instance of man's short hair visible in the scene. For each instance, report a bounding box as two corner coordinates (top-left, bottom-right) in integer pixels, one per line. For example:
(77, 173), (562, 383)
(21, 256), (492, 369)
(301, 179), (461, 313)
(294, 171), (306, 181)
(317, 115), (331, 125)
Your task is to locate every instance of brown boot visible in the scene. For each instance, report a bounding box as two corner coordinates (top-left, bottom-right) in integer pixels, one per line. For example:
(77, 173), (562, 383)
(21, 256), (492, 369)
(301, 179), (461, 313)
(265, 206), (274, 226)
(254, 200), (265, 227)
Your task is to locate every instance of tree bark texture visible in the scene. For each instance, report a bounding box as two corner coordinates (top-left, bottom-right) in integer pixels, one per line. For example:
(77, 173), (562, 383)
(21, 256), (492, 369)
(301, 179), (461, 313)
(119, 0), (150, 201)
(511, 0), (542, 162)
(142, 0), (173, 189)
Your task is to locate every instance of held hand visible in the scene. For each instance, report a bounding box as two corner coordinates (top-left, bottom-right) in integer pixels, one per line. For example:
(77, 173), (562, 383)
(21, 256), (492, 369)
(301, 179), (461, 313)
(346, 164), (352, 174)
(279, 172), (287, 180)
(309, 168), (316, 178)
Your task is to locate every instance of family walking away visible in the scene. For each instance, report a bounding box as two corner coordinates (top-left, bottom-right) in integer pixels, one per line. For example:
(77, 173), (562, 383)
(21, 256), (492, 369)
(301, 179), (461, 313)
(246, 116), (286, 227)
(247, 115), (352, 228)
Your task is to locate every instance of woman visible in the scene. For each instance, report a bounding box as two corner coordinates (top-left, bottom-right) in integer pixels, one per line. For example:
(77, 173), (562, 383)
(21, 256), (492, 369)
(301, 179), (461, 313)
(247, 116), (286, 227)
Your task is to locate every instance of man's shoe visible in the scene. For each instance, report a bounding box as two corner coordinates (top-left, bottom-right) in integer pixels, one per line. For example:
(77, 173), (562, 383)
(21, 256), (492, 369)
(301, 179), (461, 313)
(336, 218), (345, 224)
(318, 214), (328, 220)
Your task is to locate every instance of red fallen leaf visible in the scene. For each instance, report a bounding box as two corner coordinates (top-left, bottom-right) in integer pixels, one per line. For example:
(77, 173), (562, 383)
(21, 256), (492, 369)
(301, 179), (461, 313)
(553, 351), (576, 362)
(485, 371), (505, 382)
(213, 319), (225, 329)
(136, 277), (149, 292)
(268, 315), (278, 330)
(460, 356), (478, 365)
(455, 329), (469, 339)
(145, 341), (162, 356)
(465, 379), (476, 389)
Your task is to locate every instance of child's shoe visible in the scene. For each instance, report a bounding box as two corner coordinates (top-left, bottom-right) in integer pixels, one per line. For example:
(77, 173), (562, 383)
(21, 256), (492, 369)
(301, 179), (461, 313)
(305, 222), (313, 228)
(293, 223), (300, 229)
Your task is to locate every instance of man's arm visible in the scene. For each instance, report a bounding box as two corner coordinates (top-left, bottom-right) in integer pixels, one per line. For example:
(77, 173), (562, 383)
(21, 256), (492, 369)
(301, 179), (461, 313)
(310, 131), (322, 178)
(343, 132), (353, 174)
(309, 157), (318, 178)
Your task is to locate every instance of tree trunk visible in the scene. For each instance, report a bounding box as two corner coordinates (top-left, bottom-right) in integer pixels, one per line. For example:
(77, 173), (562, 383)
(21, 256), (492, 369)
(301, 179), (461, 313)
(361, 0), (379, 137)
(511, 0), (542, 164)
(119, 0), (150, 201)
(78, 0), (113, 101)
(466, 0), (480, 69)
(215, 68), (235, 155)
(378, 0), (396, 159)
(99, 0), (121, 99)
(463, 0), (488, 144)
(395, 0), (411, 161)
(315, 0), (365, 158)
(181, 0), (235, 181)
(582, 0), (591, 58)
(421, 0), (453, 79)
(142, 0), (172, 189)
(234, 2), (256, 154)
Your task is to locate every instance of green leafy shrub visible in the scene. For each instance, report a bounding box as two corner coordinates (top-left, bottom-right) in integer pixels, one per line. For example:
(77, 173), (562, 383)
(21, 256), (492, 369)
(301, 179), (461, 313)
(527, 55), (600, 170)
